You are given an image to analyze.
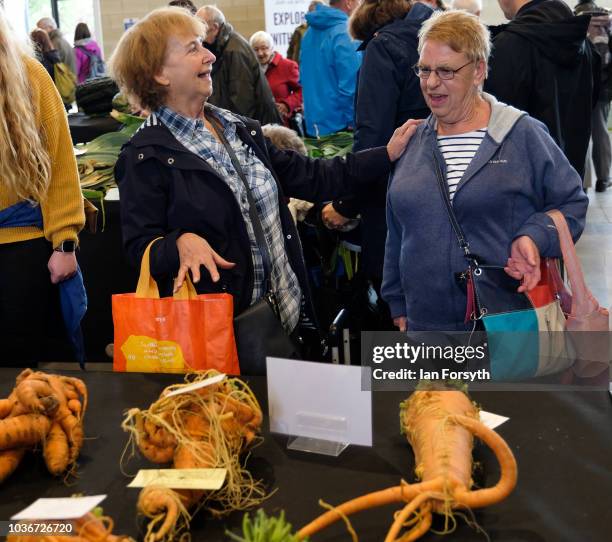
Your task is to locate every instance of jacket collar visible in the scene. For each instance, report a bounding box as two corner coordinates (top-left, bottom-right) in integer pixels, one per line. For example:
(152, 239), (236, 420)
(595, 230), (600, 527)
(515, 0), (547, 18)
(424, 92), (525, 144)
(269, 52), (281, 66)
(215, 22), (234, 55)
(421, 92), (526, 195)
(129, 103), (246, 150)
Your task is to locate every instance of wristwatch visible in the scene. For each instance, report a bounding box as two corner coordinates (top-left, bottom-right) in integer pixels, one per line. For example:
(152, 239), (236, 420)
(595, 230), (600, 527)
(54, 240), (77, 253)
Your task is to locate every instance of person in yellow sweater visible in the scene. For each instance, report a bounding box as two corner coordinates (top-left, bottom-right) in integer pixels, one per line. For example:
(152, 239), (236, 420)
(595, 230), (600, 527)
(0, 9), (84, 366)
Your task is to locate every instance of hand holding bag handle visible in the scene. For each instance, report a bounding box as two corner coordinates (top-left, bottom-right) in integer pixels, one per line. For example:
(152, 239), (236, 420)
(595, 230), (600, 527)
(135, 237), (198, 300)
(112, 237), (239, 374)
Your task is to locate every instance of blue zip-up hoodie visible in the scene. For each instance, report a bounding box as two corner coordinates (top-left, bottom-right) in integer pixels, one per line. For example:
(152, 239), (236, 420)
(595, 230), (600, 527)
(300, 4), (362, 136)
(382, 93), (588, 331)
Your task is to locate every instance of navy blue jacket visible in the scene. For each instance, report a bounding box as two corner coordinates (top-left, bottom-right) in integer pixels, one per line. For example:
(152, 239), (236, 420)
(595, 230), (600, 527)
(115, 112), (391, 322)
(332, 3), (433, 278)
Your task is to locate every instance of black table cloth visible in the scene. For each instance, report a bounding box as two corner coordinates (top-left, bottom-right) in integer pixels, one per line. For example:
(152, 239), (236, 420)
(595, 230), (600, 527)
(0, 369), (610, 541)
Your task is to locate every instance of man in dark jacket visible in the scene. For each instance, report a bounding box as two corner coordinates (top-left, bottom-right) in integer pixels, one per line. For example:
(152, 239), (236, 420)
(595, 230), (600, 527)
(575, 0), (612, 192)
(485, 0), (594, 178)
(197, 6), (281, 125)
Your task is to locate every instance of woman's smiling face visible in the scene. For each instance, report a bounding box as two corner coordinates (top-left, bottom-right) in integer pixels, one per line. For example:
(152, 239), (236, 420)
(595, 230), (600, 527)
(155, 33), (216, 106)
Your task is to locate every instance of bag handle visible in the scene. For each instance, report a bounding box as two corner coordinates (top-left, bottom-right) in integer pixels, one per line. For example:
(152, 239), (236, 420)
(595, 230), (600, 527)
(546, 210), (598, 316)
(135, 237), (198, 300)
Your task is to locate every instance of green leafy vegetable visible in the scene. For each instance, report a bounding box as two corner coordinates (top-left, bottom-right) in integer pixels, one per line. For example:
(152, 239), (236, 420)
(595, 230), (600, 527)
(226, 510), (306, 542)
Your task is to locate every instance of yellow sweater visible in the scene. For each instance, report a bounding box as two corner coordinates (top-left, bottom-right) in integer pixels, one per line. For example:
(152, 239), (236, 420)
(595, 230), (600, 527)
(0, 56), (84, 247)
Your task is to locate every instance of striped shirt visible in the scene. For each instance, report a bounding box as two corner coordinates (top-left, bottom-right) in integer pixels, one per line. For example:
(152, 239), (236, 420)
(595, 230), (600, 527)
(148, 105), (302, 333)
(437, 129), (486, 201)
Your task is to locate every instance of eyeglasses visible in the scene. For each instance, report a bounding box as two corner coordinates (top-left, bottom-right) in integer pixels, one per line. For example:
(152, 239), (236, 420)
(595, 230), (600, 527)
(413, 60), (474, 80)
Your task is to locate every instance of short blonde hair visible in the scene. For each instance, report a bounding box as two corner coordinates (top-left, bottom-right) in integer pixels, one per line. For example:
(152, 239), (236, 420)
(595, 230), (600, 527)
(109, 7), (207, 111)
(418, 10), (490, 64)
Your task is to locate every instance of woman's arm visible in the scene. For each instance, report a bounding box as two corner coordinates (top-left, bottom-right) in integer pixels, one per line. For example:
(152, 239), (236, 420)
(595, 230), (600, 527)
(115, 151), (183, 280)
(268, 119), (421, 202)
(513, 118), (589, 259)
(31, 58), (84, 283)
(381, 192), (406, 320)
(34, 59), (85, 250)
(279, 59), (302, 114)
(115, 153), (235, 289)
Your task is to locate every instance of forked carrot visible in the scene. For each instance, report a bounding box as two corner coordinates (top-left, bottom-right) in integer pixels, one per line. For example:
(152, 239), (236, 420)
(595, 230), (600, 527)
(297, 387), (517, 541)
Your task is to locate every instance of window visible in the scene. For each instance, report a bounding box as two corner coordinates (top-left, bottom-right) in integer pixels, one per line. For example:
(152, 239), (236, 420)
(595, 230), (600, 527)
(8, 0), (102, 48)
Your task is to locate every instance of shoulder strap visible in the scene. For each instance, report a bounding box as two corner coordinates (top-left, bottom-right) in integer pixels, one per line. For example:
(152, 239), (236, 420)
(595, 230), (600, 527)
(209, 115), (273, 292)
(76, 45), (93, 57)
(432, 152), (477, 263)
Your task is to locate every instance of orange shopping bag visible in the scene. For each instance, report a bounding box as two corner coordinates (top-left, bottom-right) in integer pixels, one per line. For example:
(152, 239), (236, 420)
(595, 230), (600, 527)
(112, 239), (239, 374)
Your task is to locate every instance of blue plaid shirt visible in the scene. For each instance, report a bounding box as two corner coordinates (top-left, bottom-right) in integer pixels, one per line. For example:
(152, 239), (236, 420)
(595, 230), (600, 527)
(151, 104), (302, 332)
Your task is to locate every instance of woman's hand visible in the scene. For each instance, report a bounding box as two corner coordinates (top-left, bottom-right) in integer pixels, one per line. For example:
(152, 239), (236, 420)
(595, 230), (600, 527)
(386, 119), (424, 162)
(175, 233), (235, 293)
(48, 251), (78, 284)
(322, 203), (350, 229)
(393, 316), (407, 332)
(505, 235), (541, 293)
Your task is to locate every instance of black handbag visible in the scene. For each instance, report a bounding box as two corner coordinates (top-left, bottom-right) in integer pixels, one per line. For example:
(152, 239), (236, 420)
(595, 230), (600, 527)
(210, 118), (300, 375)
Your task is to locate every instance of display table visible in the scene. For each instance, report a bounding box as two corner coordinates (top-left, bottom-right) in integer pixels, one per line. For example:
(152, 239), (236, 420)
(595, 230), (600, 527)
(0, 369), (610, 541)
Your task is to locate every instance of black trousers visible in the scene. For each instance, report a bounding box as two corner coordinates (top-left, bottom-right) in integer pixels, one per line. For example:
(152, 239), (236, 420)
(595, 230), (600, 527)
(591, 100), (611, 182)
(0, 237), (68, 367)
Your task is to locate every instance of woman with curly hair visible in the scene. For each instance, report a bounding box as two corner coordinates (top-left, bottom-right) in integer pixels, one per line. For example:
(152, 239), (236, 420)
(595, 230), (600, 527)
(0, 8), (85, 366)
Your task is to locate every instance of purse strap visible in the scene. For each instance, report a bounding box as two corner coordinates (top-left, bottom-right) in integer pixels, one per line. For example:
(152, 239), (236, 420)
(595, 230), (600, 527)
(208, 115), (274, 292)
(546, 209), (602, 316)
(433, 153), (478, 264)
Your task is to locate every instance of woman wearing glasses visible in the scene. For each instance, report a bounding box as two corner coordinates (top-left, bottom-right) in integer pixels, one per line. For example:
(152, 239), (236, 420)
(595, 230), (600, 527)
(381, 10), (588, 332)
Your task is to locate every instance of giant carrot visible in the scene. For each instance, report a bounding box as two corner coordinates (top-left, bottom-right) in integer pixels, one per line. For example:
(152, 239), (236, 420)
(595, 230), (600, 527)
(297, 387), (517, 541)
